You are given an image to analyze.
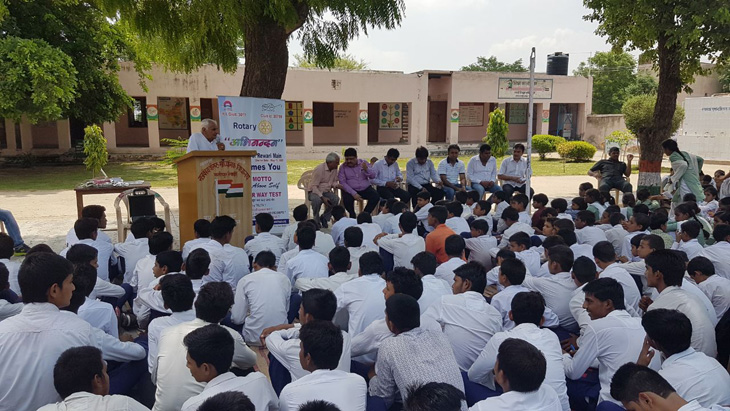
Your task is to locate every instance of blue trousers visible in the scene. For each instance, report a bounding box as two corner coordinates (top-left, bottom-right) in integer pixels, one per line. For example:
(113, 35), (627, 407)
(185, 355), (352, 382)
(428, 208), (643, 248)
(0, 209), (24, 247)
(567, 367), (601, 411)
(470, 183), (502, 199)
(461, 371), (501, 406)
(366, 396), (390, 411)
(443, 184), (467, 201)
(268, 353), (292, 396)
(108, 337), (148, 396)
(288, 292), (302, 323)
(350, 360), (371, 382)
(380, 248), (395, 273)
(596, 401), (625, 411)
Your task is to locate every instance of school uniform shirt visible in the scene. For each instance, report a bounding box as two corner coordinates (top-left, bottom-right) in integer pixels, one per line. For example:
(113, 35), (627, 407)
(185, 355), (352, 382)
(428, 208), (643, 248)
(78, 296), (119, 338)
(37, 391), (149, 411)
(61, 238), (117, 282)
(1, 257), (21, 294)
(282, 223), (299, 251)
(422, 291), (503, 371)
(620, 230), (650, 261)
(418, 275), (453, 314)
(350, 318), (393, 364)
(90, 277), (126, 300)
(672, 239), (704, 261)
(575, 226), (608, 247)
(66, 227), (113, 247)
(181, 236), (211, 260)
(201, 240), (250, 289)
(445, 216), (470, 235)
(461, 204), (472, 218)
(357, 222), (383, 250)
(414, 203), (433, 225)
(331, 217), (357, 246)
(279, 369), (367, 411)
(556, 212), (573, 221)
(570, 243), (596, 267)
(153, 318), (257, 411)
(522, 272), (578, 331)
(244, 232), (287, 265)
(699, 241), (730, 279)
(465, 234), (497, 268)
(278, 247), (299, 274)
(605, 225), (629, 257)
(499, 157), (529, 188)
(133, 273), (173, 322)
(467, 155), (498, 186)
(382, 213), (403, 235)
(377, 233), (425, 269)
(516, 249), (541, 276)
(648, 276), (717, 325)
(434, 257), (466, 286)
(286, 249), (329, 286)
(469, 384), (562, 411)
(490, 285), (559, 330)
(598, 263), (641, 312)
(486, 266), (503, 289)
(265, 323), (351, 380)
(518, 210), (532, 226)
(595, 223), (613, 231)
(346, 245), (370, 275)
(372, 212), (393, 231)
(115, 237), (149, 284)
(0, 298), (22, 322)
(657, 347), (730, 407)
(295, 272), (358, 293)
(426, 224), (457, 264)
(231, 267), (291, 344)
(473, 214), (493, 234)
(334, 274), (386, 336)
(699, 199), (719, 219)
(677, 401), (730, 411)
(148, 309), (196, 375)
(496, 222), (535, 249)
(437, 158), (467, 185)
(697, 275), (730, 320)
(181, 371), (278, 411)
(314, 231), (336, 256)
(132, 254), (155, 291)
(648, 286), (718, 357)
(0, 303), (146, 411)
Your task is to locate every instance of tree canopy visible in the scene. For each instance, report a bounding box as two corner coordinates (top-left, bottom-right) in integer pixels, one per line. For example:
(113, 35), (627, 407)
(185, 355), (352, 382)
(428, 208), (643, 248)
(461, 56), (527, 72)
(574, 50), (637, 114)
(294, 53), (368, 70)
(719, 65), (730, 93)
(622, 95), (683, 141)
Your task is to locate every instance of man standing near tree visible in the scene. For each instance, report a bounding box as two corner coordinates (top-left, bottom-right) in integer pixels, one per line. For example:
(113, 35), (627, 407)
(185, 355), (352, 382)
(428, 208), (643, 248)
(338, 148), (380, 218)
(588, 147), (633, 193)
(186, 119), (225, 152)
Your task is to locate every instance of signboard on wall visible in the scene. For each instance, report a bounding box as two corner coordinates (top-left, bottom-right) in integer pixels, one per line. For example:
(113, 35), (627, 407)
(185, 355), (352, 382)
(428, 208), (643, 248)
(459, 103), (484, 127)
(498, 78), (553, 99)
(146, 105), (158, 121)
(217, 96), (289, 233)
(359, 110), (368, 124)
(508, 103), (528, 124)
(158, 97), (189, 130)
(450, 109), (460, 123)
(286, 101), (303, 131)
(380, 103), (402, 129)
(190, 106), (201, 122)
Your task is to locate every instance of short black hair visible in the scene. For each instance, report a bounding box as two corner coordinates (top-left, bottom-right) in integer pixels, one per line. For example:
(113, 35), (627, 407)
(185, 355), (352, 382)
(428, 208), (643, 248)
(632, 213), (650, 231)
(53, 346), (104, 398)
(416, 191), (431, 201)
(445, 202), (462, 218)
(328, 246), (350, 273)
(579, 182), (594, 192)
(301, 288), (337, 321)
(604, 205), (621, 215)
(444, 235), (465, 257)
(194, 219), (211, 237)
(511, 291), (547, 326)
(511, 193), (529, 209)
(299, 400), (342, 411)
(713, 223), (730, 242)
(500, 258), (526, 285)
(399, 212), (418, 233)
(156, 250), (183, 273)
(65, 244), (98, 265)
(198, 392), (254, 411)
(649, 213), (668, 230)
(210, 215), (237, 239)
(428, 206), (448, 224)
(185, 248), (211, 280)
(641, 234), (665, 251)
(572, 197), (587, 210)
(183, 324), (234, 375)
(576, 210), (596, 226)
(476, 199), (491, 213)
(585, 188), (601, 203)
(293, 204), (309, 222)
(386, 148), (400, 159)
(150, 217), (166, 231)
(454, 191), (468, 205)
(254, 250), (276, 269)
(297, 226), (316, 250)
(130, 217), (153, 239)
(411, 251), (437, 276)
(542, 207), (558, 218)
(610, 363), (675, 404)
(609, 212), (626, 226)
(391, 201), (407, 215)
(331, 205), (347, 221)
(468, 191), (480, 202)
(548, 245), (574, 272)
(385, 267), (424, 300)
(572, 256), (597, 285)
(592, 241), (616, 263)
(496, 338), (546, 392)
(541, 235), (565, 250)
(550, 198), (568, 213)
(149, 231), (174, 255)
(556, 228), (577, 246)
(508, 232), (531, 249)
(356, 212), (372, 224)
(630, 233), (646, 248)
(72, 263), (97, 298)
(344, 226), (363, 248)
(405, 382), (465, 411)
(632, 204), (650, 216)
(300, 320), (344, 370)
(513, 143), (525, 152)
(554, 218), (575, 232)
(479, 143), (492, 153)
(680, 220), (701, 239)
(343, 147), (358, 158)
(583, 277), (625, 310)
(0, 262), (8, 290)
(19, 253), (74, 304)
(74, 218), (99, 240)
(496, 249), (516, 260)
(645, 249), (686, 286)
(160, 274), (195, 312)
(195, 282), (235, 323)
(642, 309), (692, 356)
(26, 244), (55, 256)
(359, 251), (384, 275)
(81, 205), (106, 220)
(454, 261), (486, 294)
(386, 293), (420, 332)
(687, 256), (715, 278)
(532, 193), (549, 206)
(470, 219), (490, 235)
(415, 146), (429, 159)
(255, 213), (275, 232)
(501, 207), (519, 223)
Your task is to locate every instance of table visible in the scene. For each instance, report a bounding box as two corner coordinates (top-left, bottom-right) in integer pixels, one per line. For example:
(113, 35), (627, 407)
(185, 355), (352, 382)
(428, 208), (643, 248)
(74, 183), (151, 218)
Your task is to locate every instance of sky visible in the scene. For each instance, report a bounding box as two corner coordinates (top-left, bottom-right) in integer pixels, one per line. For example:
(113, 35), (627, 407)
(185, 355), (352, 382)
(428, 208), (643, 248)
(288, 0), (619, 74)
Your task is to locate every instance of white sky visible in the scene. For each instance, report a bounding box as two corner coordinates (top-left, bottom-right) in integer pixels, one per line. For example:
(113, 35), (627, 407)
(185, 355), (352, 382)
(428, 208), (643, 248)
(288, 0), (617, 74)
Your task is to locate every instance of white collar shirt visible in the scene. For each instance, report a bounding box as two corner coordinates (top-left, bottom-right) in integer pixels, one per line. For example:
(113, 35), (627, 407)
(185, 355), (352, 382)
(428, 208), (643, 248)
(678, 401), (730, 411)
(522, 272), (578, 331)
(499, 222), (535, 248)
(278, 247), (299, 274)
(446, 216), (470, 235)
(331, 218), (357, 246)
(696, 275), (730, 320)
(576, 226), (609, 246)
(571, 244), (597, 267)
(414, 203), (433, 223)
(467, 155), (498, 185)
(437, 158), (466, 184)
(282, 223), (298, 251)
(347, 246), (370, 275)
(61, 238), (117, 282)
(78, 297), (118, 338)
(491, 285), (559, 330)
(1, 258), (21, 294)
(372, 212), (393, 230)
(516, 249), (541, 276)
(244, 232), (287, 265)
(231, 267), (291, 344)
(498, 157), (529, 188)
(658, 347), (730, 407)
(672, 239), (704, 261)
(422, 291), (503, 371)
(377, 233), (425, 269)
(518, 211), (532, 226)
(186, 132), (217, 152)
(466, 235), (497, 268)
(418, 275), (452, 314)
(201, 240), (251, 289)
(383, 213), (403, 235)
(181, 237), (211, 260)
(0, 299), (22, 322)
(148, 309), (196, 375)
(295, 272), (358, 293)
(91, 278), (125, 300)
(181, 371), (278, 411)
(599, 263), (641, 312)
(115, 238), (150, 283)
(700, 241), (730, 279)
(266, 324), (351, 381)
(371, 158), (403, 186)
(285, 249), (329, 286)
(570, 283), (592, 341)
(470, 384), (562, 411)
(132, 254), (156, 291)
(133, 274), (171, 321)
(314, 231), (336, 256)
(66, 227), (112, 247)
(649, 286), (717, 357)
(557, 212), (573, 221)
(494, 201), (509, 220)
(434, 257), (466, 286)
(357, 222), (383, 250)
(37, 391), (149, 411)
(279, 369), (367, 411)
(334, 274), (386, 336)
(605, 225), (629, 256)
(649, 278), (717, 325)
(474, 214), (493, 234)
(621, 230), (650, 260)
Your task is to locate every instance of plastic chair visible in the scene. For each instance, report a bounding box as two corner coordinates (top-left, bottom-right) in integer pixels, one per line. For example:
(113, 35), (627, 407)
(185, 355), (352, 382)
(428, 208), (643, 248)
(114, 188), (171, 242)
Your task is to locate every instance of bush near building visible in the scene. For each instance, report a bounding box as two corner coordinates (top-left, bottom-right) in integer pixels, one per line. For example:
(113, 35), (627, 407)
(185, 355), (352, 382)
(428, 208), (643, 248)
(532, 135), (567, 160)
(557, 141), (597, 162)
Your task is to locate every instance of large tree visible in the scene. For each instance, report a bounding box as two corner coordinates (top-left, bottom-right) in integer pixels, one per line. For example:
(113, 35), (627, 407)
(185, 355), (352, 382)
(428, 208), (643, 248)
(103, 0), (405, 99)
(574, 50), (637, 114)
(584, 0), (730, 192)
(461, 56), (527, 72)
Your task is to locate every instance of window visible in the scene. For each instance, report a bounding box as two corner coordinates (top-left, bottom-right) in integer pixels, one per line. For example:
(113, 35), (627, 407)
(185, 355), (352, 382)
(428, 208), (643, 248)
(128, 97), (148, 128)
(313, 102), (334, 127)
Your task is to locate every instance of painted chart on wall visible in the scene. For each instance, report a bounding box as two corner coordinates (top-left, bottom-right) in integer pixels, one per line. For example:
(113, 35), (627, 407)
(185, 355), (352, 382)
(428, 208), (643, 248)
(286, 101), (303, 131)
(158, 97), (189, 130)
(380, 103), (402, 129)
(459, 103), (484, 127)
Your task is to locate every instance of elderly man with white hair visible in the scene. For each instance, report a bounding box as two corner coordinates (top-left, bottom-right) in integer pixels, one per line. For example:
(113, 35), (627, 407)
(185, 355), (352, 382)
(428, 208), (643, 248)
(307, 152), (342, 228)
(186, 118), (225, 152)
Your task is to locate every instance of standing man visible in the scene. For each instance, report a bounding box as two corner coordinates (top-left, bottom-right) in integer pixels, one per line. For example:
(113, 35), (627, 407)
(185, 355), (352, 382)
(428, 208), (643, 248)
(467, 143), (502, 200)
(372, 148), (410, 204)
(588, 147), (633, 194)
(406, 146), (445, 209)
(437, 144), (468, 200)
(338, 148), (380, 218)
(0, 209), (30, 255)
(498, 143), (533, 198)
(308, 153), (341, 228)
(186, 119), (225, 152)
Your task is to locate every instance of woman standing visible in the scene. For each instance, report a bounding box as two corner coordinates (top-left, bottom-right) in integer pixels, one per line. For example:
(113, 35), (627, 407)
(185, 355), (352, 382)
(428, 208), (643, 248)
(662, 139), (704, 207)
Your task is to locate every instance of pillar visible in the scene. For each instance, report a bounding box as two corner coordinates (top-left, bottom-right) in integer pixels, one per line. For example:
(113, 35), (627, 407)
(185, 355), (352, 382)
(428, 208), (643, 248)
(57, 119), (71, 150)
(539, 103), (550, 135)
(103, 122), (117, 150)
(5, 119), (17, 151)
(148, 96), (160, 149)
(303, 100), (313, 148)
(358, 101), (368, 147)
(189, 96), (202, 135)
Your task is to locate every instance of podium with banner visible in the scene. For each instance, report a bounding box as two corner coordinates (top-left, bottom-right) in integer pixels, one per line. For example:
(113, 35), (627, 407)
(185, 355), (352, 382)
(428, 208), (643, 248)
(174, 151), (256, 248)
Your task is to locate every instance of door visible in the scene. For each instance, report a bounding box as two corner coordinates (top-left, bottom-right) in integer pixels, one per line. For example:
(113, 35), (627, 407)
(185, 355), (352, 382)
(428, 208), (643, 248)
(428, 101), (447, 143)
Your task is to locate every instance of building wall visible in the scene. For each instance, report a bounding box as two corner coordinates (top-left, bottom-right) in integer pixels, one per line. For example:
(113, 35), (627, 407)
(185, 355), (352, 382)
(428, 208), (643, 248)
(584, 114), (627, 148)
(639, 63), (722, 106)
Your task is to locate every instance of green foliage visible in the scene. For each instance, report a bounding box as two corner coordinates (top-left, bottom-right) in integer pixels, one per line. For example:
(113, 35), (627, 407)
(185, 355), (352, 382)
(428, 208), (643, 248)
(161, 138), (189, 166)
(621, 95), (684, 138)
(532, 135), (567, 160)
(574, 50), (637, 114)
(626, 73), (658, 97)
(294, 53), (368, 70)
(461, 56), (527, 72)
(605, 129), (635, 147)
(83, 125), (108, 177)
(557, 141), (597, 162)
(719, 65), (730, 93)
(484, 109), (509, 157)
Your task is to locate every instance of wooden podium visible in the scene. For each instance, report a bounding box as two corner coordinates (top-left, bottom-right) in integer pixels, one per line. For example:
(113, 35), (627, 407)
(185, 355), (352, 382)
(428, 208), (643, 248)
(175, 151), (257, 248)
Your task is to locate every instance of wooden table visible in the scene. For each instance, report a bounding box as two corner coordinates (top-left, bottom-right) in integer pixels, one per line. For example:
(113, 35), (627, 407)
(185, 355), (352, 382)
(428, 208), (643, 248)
(74, 183), (151, 218)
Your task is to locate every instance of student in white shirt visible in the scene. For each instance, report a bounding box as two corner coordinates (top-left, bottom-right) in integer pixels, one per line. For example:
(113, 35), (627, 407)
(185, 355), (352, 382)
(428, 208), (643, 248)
(672, 220), (705, 261)
(133, 231), (173, 292)
(0, 263), (22, 321)
(493, 207), (535, 253)
(114, 218), (154, 284)
(344, 226), (369, 275)
(355, 212), (383, 250)
(334, 251), (387, 336)
(231, 251), (291, 345)
(637, 309), (730, 407)
(295, 246), (357, 293)
(330, 206), (357, 246)
(410, 251), (452, 314)
(182, 219), (212, 259)
(472, 199), (494, 233)
(65, 205), (113, 247)
(65, 243), (128, 302)
(183, 248), (209, 295)
(699, 224), (730, 279)
(201, 216), (250, 289)
(688, 256), (730, 321)
(522, 245), (578, 332)
(279, 320), (366, 411)
(510, 193), (533, 226)
(445, 201), (470, 234)
(593, 241), (641, 312)
(575, 210), (608, 246)
(568, 256), (599, 341)
(181, 324), (277, 411)
(490, 259), (559, 330)
(283, 205), (309, 251)
(465, 219), (497, 269)
(74, 264), (118, 338)
(492, 191), (511, 233)
(373, 199), (396, 230)
(404, 382), (465, 411)
(604, 212), (629, 257)
(557, 227), (594, 268)
(509, 232), (541, 276)
(374, 212), (425, 270)
(38, 346), (149, 411)
(382, 201), (408, 235)
(285, 226), (329, 286)
(620, 213), (651, 261)
(434, 234), (467, 285)
(244, 213), (287, 266)
(61, 218), (118, 282)
(486, 249), (516, 289)
(133, 250), (183, 325)
(423, 261), (502, 371)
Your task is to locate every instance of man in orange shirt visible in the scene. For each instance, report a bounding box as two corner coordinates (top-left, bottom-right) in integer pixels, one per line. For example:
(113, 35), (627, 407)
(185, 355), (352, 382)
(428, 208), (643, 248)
(425, 206), (456, 264)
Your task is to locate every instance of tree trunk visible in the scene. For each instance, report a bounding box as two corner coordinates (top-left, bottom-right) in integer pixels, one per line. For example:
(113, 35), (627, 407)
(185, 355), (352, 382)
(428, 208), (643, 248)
(240, 19), (290, 99)
(638, 34), (683, 194)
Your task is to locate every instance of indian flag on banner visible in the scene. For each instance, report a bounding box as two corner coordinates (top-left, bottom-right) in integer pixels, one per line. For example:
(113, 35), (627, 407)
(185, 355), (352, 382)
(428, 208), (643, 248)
(226, 183), (243, 198)
(216, 180), (232, 194)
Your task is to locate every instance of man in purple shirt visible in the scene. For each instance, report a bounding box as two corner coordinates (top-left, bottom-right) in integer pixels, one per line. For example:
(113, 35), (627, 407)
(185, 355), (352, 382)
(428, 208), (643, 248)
(338, 147), (380, 217)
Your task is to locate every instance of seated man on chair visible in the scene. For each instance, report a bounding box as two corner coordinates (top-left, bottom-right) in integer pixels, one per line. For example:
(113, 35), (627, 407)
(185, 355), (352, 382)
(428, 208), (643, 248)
(588, 147), (633, 194)
(338, 148), (380, 218)
(307, 152), (341, 228)
(467, 143), (502, 200)
(372, 148), (410, 205)
(438, 144), (468, 201)
(406, 146), (445, 209)
(497, 144), (533, 198)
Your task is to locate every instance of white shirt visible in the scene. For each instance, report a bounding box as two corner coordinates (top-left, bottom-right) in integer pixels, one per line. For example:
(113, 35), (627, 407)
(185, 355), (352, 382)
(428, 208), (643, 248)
(657, 347), (730, 407)
(66, 228), (112, 247)
(518, 211), (532, 226)
(516, 249), (541, 276)
(377, 233), (425, 269)
(620, 230), (649, 260)
(133, 274), (170, 322)
(347, 245), (370, 275)
(466, 235), (497, 268)
(419, 275), (453, 314)
(569, 283), (592, 341)
(648, 277), (717, 325)
(148, 309), (196, 374)
(671, 239), (704, 261)
(372, 158), (403, 186)
(422, 291), (503, 371)
(278, 247), (298, 274)
(357, 222), (383, 250)
(414, 203), (433, 223)
(522, 272), (578, 331)
(0, 299), (22, 322)
(231, 267), (291, 344)
(279, 369), (367, 411)
(266, 324), (351, 380)
(132, 254), (155, 291)
(181, 371), (278, 411)
(285, 249), (329, 287)
(181, 237), (211, 260)
(91, 277), (126, 300)
(186, 132), (218, 152)
(295, 272), (358, 293)
(700, 241), (730, 279)
(350, 318), (392, 364)
(467, 155), (498, 185)
(382, 213), (403, 235)
(499, 157), (529, 188)
(115, 238), (150, 284)
(490, 285), (559, 330)
(153, 318), (257, 411)
(648, 286), (717, 357)
(200, 240), (250, 289)
(373, 212), (393, 231)
(244, 232), (287, 265)
(38, 391), (149, 411)
(78, 297), (119, 338)
(281, 223), (298, 251)
(434, 257), (466, 286)
(314, 231), (336, 257)
(599, 263), (641, 312)
(331, 218), (357, 246)
(437, 158), (467, 184)
(605, 225), (629, 257)
(497, 222), (535, 248)
(446, 216), (470, 235)
(1, 258), (21, 294)
(61, 238), (117, 282)
(334, 274), (386, 336)
(469, 384), (562, 411)
(571, 243), (596, 266)
(678, 401), (730, 411)
(576, 226), (608, 246)
(697, 275), (730, 320)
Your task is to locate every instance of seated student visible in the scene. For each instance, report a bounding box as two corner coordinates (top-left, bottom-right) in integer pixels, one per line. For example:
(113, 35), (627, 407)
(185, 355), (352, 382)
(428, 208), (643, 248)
(568, 256), (599, 342)
(133, 231), (173, 292)
(374, 212), (425, 271)
(295, 247), (357, 293)
(522, 245), (578, 332)
(413, 192), (434, 232)
(688, 256), (730, 321)
(382, 201), (408, 235)
(644, 249), (717, 357)
(531, 193), (550, 232)
(445, 201), (471, 235)
(231, 250), (291, 345)
(115, 218), (154, 284)
(620, 192), (636, 219)
(182, 219), (211, 259)
(636, 188), (660, 211)
(65, 243), (126, 301)
(556, 224), (593, 265)
(405, 382), (466, 411)
(154, 282), (257, 411)
(699, 186), (719, 219)
(534, 236), (567, 278)
(184, 248), (210, 294)
(285, 226), (329, 286)
(637, 309), (730, 407)
(490, 259), (559, 330)
(493, 207), (535, 252)
(486, 249), (516, 289)
(620, 212), (651, 261)
(508, 193), (532, 226)
(471, 199), (494, 232)
(133, 250), (184, 325)
(244, 213), (287, 265)
(563, 278), (654, 408)
(595, 205), (619, 231)
(470, 338), (563, 411)
(672, 220), (704, 260)
(354, 212), (382, 250)
(466, 190), (480, 214)
(465, 219), (497, 269)
(434, 235), (467, 286)
(411, 251), (452, 314)
(181, 324), (278, 411)
(369, 294), (466, 409)
(605, 212), (629, 257)
(455, 190), (472, 218)
(584, 189), (606, 221)
(201, 216), (250, 289)
(575, 210), (608, 246)
(38, 346), (148, 411)
(550, 198), (573, 221)
(493, 191), (511, 233)
(343, 226), (369, 275)
(542, 217), (559, 237)
(279, 321), (366, 411)
(699, 224), (730, 279)
(61, 218), (117, 282)
(508, 232), (541, 276)
(0, 253), (146, 411)
(423, 262), (503, 371)
(571, 196), (588, 215)
(650, 212), (674, 249)
(425, 206), (457, 263)
(283, 204), (308, 251)
(0, 263), (22, 320)
(65, 205), (113, 246)
(593, 241), (641, 312)
(74, 264), (118, 338)
(0, 233), (20, 298)
(373, 199), (396, 230)
(334, 252), (386, 336)
(331, 206), (357, 247)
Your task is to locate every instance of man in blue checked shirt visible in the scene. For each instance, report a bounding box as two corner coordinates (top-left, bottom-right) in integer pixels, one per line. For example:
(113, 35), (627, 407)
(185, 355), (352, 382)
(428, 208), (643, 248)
(406, 146), (445, 209)
(372, 148), (411, 205)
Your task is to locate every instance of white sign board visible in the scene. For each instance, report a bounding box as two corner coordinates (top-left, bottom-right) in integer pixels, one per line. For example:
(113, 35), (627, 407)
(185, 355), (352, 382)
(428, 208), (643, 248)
(498, 78), (553, 99)
(218, 96), (289, 233)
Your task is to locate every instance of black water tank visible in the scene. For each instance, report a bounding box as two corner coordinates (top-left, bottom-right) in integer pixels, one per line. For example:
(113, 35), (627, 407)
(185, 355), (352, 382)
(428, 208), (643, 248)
(547, 52), (569, 75)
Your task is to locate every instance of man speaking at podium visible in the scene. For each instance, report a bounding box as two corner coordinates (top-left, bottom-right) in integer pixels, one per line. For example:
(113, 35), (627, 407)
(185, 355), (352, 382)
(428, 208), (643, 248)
(186, 119), (226, 152)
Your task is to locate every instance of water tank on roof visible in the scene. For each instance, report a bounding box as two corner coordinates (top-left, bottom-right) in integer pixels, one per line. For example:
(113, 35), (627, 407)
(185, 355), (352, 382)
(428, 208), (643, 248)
(547, 52), (569, 75)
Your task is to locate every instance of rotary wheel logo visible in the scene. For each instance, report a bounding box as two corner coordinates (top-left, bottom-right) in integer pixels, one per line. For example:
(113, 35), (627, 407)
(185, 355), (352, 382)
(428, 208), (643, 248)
(359, 111), (368, 121)
(258, 120), (273, 135)
(303, 110), (313, 121)
(146, 106), (158, 117)
(450, 110), (459, 120)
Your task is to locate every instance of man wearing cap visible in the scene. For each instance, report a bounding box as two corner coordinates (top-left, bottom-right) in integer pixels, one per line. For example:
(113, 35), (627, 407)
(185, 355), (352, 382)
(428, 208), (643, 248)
(589, 147), (633, 193)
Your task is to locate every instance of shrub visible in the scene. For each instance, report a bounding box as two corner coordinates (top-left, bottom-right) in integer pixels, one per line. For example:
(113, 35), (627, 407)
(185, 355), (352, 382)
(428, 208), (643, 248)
(83, 125), (108, 177)
(532, 135), (567, 159)
(160, 138), (188, 166)
(557, 141), (597, 162)
(484, 108), (509, 157)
